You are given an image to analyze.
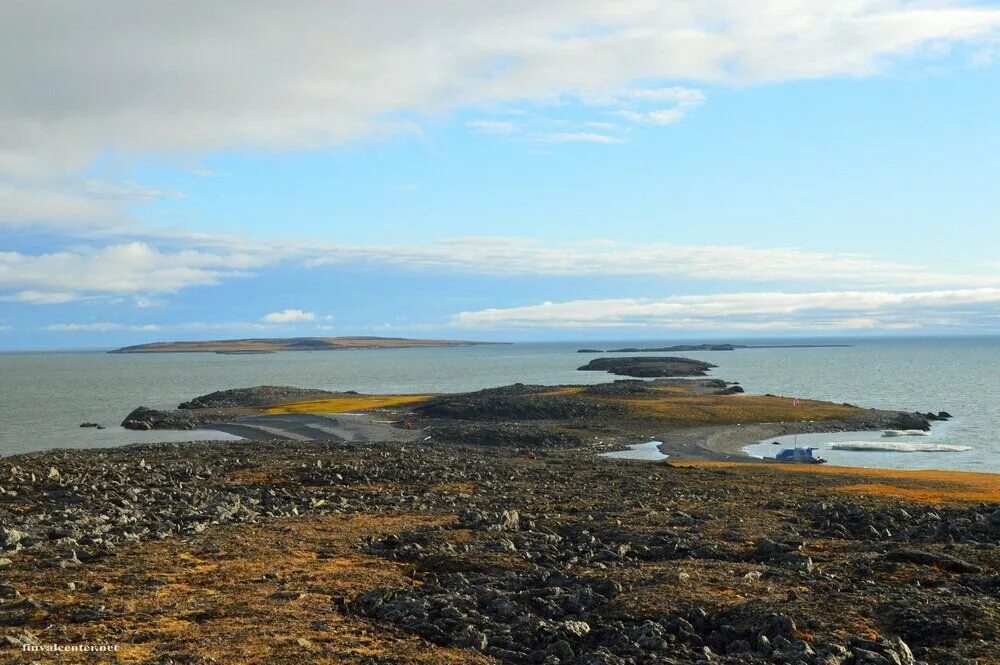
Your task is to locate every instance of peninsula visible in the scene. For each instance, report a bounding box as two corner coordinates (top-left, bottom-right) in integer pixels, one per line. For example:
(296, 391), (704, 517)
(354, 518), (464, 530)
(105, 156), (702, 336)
(109, 336), (499, 354)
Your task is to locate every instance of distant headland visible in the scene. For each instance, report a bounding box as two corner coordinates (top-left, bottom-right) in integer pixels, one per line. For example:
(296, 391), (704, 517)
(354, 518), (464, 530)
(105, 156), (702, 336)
(109, 336), (501, 354)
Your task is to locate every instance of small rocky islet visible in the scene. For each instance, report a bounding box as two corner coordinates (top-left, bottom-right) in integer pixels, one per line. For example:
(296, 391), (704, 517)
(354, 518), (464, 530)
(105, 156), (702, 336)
(1, 363), (989, 664)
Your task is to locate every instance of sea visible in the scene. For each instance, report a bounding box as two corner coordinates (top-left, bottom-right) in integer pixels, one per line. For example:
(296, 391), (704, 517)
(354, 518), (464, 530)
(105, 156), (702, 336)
(0, 336), (997, 472)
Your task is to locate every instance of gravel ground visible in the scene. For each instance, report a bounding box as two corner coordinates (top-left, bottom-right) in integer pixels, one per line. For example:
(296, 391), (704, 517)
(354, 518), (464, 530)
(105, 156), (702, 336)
(1, 438), (997, 664)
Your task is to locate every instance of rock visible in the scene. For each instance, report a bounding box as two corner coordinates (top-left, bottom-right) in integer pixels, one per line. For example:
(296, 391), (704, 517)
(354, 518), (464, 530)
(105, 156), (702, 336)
(754, 538), (794, 556)
(561, 620), (590, 637)
(454, 625), (487, 650)
(884, 548), (983, 574)
(546, 639), (574, 661)
(3, 631), (40, 648)
(578, 648), (626, 665)
(1, 528), (25, 548)
(497, 510), (519, 532)
(0, 585), (21, 600)
(79, 422), (100, 428)
(72, 606), (104, 622)
(57, 550), (83, 568)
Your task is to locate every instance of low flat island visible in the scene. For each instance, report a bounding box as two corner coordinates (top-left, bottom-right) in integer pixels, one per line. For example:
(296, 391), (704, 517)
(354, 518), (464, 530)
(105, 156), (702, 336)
(109, 335), (502, 354)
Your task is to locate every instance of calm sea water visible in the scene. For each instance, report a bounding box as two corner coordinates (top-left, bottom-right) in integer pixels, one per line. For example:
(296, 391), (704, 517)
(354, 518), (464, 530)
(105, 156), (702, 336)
(0, 337), (997, 471)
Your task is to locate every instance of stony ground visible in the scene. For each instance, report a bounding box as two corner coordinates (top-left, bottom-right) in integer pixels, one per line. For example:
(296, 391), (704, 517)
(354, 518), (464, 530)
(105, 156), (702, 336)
(1, 439), (998, 664)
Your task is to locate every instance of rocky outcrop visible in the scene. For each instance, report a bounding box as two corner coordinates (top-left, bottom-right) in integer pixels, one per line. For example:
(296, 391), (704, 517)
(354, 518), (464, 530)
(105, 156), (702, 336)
(416, 384), (622, 421)
(428, 423), (584, 448)
(177, 385), (342, 409)
(121, 406), (210, 431)
(578, 356), (716, 378)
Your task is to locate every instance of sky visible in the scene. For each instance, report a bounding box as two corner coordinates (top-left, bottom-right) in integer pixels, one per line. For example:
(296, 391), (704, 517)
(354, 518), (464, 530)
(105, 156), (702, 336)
(2, 1), (1000, 349)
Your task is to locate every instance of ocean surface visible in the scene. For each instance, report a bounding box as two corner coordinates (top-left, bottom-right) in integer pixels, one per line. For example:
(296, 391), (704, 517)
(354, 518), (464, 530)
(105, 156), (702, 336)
(0, 337), (997, 471)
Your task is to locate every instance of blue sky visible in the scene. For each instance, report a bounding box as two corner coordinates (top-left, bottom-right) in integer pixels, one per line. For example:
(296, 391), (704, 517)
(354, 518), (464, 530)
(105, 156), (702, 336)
(2, 2), (1000, 349)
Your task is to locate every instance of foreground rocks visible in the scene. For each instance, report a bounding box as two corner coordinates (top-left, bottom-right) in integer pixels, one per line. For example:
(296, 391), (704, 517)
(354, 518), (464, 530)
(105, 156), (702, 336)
(0, 438), (996, 664)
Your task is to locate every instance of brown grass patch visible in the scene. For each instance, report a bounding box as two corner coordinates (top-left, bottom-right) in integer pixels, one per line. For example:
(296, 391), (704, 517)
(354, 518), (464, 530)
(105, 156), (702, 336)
(612, 394), (859, 425)
(263, 394), (431, 414)
(537, 386), (586, 397)
(687, 462), (1000, 505)
(649, 385), (695, 395)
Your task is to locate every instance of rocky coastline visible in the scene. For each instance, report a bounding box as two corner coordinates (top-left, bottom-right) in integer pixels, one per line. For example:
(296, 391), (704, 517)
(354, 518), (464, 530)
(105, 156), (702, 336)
(4, 377), (979, 663)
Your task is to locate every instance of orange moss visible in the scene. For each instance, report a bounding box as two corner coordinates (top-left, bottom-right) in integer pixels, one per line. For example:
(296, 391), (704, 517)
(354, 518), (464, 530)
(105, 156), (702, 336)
(537, 386), (587, 397)
(613, 394), (859, 424)
(649, 385), (695, 394)
(687, 462), (1000, 505)
(4, 513), (491, 665)
(263, 394), (431, 414)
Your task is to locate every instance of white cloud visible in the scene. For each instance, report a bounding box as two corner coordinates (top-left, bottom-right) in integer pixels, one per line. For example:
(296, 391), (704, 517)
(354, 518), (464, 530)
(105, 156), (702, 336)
(44, 322), (160, 332)
(0, 1), (996, 240)
(1, 290), (80, 305)
(3, 1), (999, 187)
(0, 242), (263, 300)
(262, 309), (316, 324)
(610, 87), (707, 125)
(4, 235), (1000, 307)
(133, 295), (166, 309)
(301, 237), (1000, 289)
(0, 183), (123, 229)
(452, 288), (1000, 330)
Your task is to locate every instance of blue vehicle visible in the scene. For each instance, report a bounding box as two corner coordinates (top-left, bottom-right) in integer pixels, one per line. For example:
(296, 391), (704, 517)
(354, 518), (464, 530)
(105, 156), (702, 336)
(774, 447), (826, 464)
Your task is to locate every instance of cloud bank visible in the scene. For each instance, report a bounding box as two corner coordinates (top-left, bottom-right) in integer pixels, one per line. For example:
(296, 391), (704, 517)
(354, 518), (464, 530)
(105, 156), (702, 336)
(452, 288), (1000, 331)
(2, 0), (999, 227)
(3, 237), (998, 307)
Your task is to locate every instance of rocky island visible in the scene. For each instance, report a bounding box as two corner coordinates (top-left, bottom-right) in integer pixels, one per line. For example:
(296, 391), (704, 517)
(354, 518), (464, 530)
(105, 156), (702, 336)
(577, 356), (718, 378)
(1, 372), (990, 665)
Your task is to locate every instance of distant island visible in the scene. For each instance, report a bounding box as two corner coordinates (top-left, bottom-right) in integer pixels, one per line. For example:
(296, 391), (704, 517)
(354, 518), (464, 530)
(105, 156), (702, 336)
(578, 343), (852, 353)
(109, 336), (500, 354)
